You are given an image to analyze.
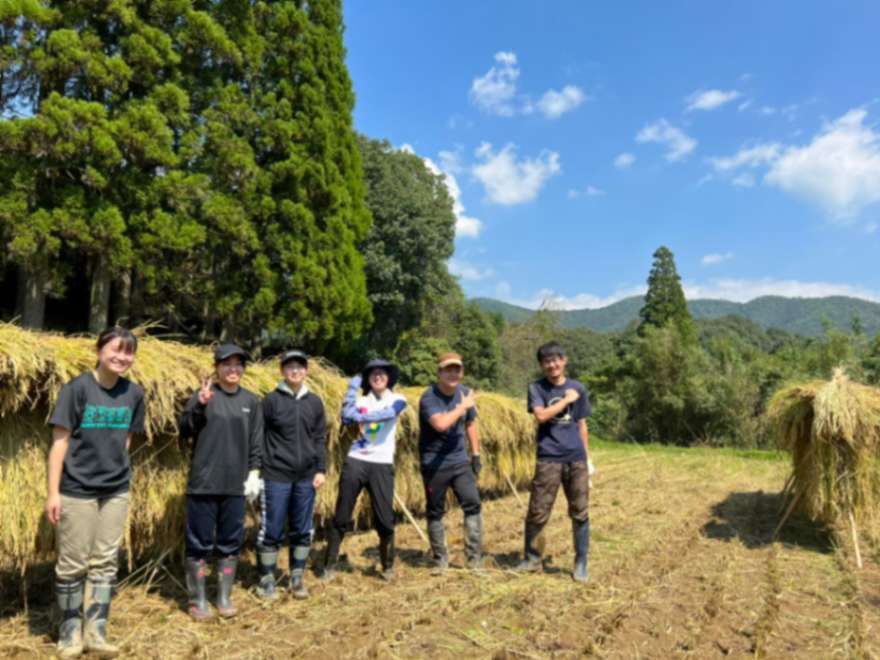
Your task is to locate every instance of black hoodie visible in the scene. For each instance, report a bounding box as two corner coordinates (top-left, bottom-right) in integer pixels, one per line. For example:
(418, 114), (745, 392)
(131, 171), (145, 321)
(261, 382), (327, 482)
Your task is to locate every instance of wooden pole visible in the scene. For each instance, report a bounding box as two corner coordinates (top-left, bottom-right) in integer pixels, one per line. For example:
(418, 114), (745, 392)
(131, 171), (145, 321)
(394, 492), (429, 546)
(773, 488), (803, 539)
(848, 511), (863, 570)
(505, 473), (525, 507)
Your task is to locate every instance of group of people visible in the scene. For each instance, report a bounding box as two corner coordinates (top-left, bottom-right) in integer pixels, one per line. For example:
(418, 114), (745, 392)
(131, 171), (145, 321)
(45, 327), (593, 658)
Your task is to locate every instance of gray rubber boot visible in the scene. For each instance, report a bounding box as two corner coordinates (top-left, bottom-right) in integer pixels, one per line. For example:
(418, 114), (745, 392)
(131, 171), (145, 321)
(379, 533), (395, 581)
(516, 523), (543, 572)
(427, 519), (448, 575)
(321, 528), (343, 581)
(463, 513), (483, 568)
(256, 549), (279, 600)
(290, 569), (309, 599)
(216, 556), (238, 617)
(572, 519), (590, 583)
(55, 578), (84, 659)
(185, 559), (212, 620)
(290, 545), (310, 599)
(83, 578), (118, 658)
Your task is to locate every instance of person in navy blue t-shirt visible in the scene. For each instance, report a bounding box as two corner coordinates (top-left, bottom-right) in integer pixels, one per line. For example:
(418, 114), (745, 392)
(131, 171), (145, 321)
(517, 341), (594, 583)
(418, 352), (483, 573)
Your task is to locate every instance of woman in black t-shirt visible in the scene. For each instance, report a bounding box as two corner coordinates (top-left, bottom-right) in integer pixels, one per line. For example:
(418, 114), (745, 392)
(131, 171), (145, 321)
(177, 344), (262, 620)
(46, 327), (144, 659)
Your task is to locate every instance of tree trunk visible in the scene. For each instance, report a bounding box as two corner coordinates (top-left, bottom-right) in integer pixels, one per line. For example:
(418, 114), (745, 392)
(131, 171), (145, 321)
(88, 254), (111, 334)
(16, 261), (49, 329)
(111, 269), (132, 327)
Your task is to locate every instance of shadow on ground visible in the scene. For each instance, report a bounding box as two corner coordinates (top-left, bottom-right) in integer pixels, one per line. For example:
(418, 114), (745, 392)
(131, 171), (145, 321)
(702, 490), (832, 552)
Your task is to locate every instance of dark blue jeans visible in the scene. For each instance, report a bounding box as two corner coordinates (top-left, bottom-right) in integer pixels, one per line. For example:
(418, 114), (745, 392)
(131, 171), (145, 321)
(257, 478), (316, 563)
(185, 494), (246, 560)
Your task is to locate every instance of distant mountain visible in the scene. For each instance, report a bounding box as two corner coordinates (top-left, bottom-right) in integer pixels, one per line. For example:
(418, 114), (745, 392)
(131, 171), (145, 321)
(473, 295), (880, 337)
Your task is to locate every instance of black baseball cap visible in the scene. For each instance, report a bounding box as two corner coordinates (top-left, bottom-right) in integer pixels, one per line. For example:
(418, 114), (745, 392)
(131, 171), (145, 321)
(280, 349), (309, 367)
(214, 344), (250, 364)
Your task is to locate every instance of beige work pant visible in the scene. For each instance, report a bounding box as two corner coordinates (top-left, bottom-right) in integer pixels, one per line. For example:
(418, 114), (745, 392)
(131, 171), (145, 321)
(55, 492), (129, 582)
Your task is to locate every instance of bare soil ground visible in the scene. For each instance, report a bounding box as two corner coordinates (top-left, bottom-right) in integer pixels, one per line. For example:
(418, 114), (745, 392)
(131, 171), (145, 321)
(2, 442), (878, 659)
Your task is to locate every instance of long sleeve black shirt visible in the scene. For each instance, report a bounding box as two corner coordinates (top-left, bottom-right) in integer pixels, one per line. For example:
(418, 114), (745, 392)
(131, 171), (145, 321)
(178, 384), (262, 496)
(261, 384), (327, 483)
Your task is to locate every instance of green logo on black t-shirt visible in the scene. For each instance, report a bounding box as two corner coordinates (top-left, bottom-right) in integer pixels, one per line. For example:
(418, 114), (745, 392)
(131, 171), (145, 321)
(81, 404), (133, 429)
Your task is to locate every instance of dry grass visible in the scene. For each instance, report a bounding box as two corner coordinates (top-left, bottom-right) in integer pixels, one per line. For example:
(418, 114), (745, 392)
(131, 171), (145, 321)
(4, 440), (877, 659)
(768, 368), (880, 546)
(0, 324), (536, 578)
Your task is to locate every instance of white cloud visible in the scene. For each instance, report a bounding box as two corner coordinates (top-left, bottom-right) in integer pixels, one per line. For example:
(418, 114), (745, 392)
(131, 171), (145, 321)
(738, 99), (753, 112)
(636, 119), (697, 161)
(496, 285), (646, 310)
(438, 149), (463, 175)
(470, 51), (520, 116)
(449, 259), (494, 281)
(472, 142), (561, 205)
(494, 278), (880, 310)
(732, 173), (755, 188)
(537, 85), (587, 119)
(614, 152), (636, 169)
(701, 252), (733, 266)
(682, 278), (880, 303)
(708, 143), (781, 172)
(685, 89), (741, 112)
(760, 106), (777, 116)
(764, 109), (880, 221)
(421, 152), (484, 238)
(568, 185), (605, 199)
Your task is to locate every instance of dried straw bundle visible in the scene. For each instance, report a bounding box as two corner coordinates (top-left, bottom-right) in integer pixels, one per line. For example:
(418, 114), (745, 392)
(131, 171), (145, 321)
(768, 369), (880, 548)
(0, 324), (537, 576)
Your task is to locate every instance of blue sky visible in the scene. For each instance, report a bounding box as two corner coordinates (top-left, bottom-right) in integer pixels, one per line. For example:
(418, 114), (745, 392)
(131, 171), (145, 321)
(344, 1), (880, 309)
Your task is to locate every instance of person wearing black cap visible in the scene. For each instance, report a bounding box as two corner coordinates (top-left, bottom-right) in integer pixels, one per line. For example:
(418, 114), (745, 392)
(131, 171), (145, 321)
(256, 350), (327, 600)
(322, 359), (408, 581)
(178, 344), (263, 620)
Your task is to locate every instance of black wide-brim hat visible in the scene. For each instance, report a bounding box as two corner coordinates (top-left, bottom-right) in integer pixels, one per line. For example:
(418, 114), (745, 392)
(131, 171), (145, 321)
(361, 359), (399, 394)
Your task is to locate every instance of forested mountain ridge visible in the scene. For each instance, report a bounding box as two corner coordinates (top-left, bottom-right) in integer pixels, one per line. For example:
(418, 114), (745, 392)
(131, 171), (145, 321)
(474, 295), (880, 337)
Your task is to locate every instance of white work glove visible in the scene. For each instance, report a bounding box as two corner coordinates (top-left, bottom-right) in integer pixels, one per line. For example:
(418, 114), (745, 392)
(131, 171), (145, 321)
(588, 459), (596, 489)
(243, 470), (263, 502)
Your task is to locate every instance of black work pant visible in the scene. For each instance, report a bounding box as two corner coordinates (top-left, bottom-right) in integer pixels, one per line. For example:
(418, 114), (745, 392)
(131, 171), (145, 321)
(332, 457), (395, 538)
(185, 494), (246, 560)
(422, 462), (481, 522)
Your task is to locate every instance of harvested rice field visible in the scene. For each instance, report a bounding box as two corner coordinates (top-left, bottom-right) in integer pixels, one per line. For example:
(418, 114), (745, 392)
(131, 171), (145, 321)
(2, 440), (878, 659)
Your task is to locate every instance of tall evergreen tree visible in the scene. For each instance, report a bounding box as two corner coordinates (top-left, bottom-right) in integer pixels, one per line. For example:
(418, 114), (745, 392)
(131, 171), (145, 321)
(356, 136), (456, 356)
(638, 246), (694, 339)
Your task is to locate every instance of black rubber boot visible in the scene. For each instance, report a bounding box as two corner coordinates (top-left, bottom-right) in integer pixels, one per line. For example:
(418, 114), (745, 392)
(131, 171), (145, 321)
(256, 548), (279, 600)
(379, 533), (395, 581)
(427, 519), (448, 575)
(516, 523), (543, 572)
(463, 513), (483, 569)
(185, 559), (212, 620)
(83, 578), (118, 658)
(55, 578), (84, 658)
(572, 519), (590, 583)
(322, 527), (344, 581)
(216, 556), (238, 617)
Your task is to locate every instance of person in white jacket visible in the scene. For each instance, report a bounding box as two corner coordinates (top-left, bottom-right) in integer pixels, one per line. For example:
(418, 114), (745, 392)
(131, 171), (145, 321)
(322, 359), (407, 581)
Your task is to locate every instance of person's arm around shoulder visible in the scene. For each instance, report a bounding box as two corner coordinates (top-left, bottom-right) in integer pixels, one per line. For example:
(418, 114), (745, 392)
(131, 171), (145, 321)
(428, 387), (476, 433)
(311, 396), (327, 489)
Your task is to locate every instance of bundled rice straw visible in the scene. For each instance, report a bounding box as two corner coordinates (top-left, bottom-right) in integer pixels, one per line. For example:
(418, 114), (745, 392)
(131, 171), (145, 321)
(0, 323), (537, 578)
(768, 368), (880, 555)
